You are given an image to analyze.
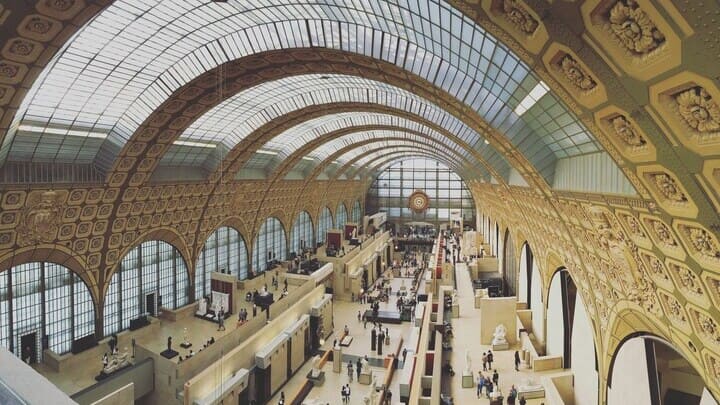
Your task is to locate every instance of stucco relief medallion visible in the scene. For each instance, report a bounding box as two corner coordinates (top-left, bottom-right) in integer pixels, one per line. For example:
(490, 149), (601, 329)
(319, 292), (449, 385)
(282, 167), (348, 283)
(676, 87), (720, 134)
(608, 0), (665, 55)
(502, 0), (539, 35)
(559, 55), (597, 92)
(17, 190), (65, 246)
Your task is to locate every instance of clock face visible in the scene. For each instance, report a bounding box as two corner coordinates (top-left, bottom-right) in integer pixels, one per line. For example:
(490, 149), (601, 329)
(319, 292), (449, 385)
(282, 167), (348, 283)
(408, 190), (429, 213)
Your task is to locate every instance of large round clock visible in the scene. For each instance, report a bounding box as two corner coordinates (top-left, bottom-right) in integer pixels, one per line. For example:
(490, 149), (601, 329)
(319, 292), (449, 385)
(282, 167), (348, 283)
(408, 190), (430, 213)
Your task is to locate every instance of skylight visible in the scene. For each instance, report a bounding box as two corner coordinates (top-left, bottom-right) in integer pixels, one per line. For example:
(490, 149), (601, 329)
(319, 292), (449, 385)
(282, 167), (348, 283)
(514, 81), (550, 116)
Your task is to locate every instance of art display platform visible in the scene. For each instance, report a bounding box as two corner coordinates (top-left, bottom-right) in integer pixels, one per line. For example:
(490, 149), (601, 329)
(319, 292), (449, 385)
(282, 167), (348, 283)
(363, 310), (402, 324)
(160, 349), (179, 359)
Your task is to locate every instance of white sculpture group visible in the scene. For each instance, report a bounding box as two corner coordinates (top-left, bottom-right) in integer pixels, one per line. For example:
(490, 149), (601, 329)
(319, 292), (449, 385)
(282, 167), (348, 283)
(492, 324), (508, 345)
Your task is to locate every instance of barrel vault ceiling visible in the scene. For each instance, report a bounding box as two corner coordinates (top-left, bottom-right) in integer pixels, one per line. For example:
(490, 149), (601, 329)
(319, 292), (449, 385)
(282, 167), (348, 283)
(0, 1), (719, 401)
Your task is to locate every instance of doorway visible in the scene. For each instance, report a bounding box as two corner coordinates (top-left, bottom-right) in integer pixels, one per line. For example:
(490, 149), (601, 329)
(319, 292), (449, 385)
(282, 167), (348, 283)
(21, 332), (37, 364)
(145, 292), (157, 316)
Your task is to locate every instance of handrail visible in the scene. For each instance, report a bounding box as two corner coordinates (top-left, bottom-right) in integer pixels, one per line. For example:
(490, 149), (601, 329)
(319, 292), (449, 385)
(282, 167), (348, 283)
(378, 336), (404, 404)
(289, 330), (348, 405)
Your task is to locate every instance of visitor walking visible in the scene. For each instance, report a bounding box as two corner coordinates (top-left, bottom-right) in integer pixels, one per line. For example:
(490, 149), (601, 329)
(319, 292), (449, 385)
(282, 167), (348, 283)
(493, 369), (499, 386)
(477, 372), (485, 398)
(487, 350), (494, 369)
(515, 350), (521, 371)
(519, 395), (527, 405)
(347, 361), (354, 382)
(482, 352), (488, 371)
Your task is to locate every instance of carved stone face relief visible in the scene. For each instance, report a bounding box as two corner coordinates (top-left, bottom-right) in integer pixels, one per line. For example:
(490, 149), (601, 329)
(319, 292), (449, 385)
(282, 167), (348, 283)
(559, 55), (597, 91)
(652, 173), (687, 203)
(611, 115), (646, 147)
(676, 87), (720, 133)
(502, 0), (539, 35)
(608, 0), (665, 55)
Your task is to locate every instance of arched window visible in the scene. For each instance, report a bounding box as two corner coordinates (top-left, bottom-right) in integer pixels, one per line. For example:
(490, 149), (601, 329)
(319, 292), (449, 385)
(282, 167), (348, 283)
(195, 226), (248, 300)
(317, 207), (333, 245)
(351, 200), (362, 223)
(0, 262), (95, 358)
(336, 203), (348, 229)
(103, 240), (190, 336)
(290, 211), (313, 255)
(252, 217), (287, 273)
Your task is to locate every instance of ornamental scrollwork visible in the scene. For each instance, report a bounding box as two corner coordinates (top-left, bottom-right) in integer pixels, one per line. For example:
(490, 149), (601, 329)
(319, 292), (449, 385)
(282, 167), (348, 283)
(652, 173), (687, 203)
(608, 0), (665, 55)
(610, 115), (646, 147)
(559, 55), (597, 92)
(502, 0), (539, 35)
(675, 87), (720, 134)
(16, 190), (65, 247)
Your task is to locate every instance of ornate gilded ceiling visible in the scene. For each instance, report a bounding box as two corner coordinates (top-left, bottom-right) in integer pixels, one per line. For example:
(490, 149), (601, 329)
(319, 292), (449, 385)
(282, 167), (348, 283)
(0, 0), (720, 402)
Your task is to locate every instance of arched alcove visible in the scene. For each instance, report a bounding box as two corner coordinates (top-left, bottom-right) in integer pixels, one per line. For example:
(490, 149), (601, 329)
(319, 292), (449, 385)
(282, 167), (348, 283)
(0, 262), (95, 361)
(502, 229), (517, 296)
(252, 217), (287, 274)
(336, 203), (348, 229)
(290, 211), (314, 255)
(518, 242), (534, 305)
(317, 207), (333, 245)
(103, 240), (190, 336)
(546, 268), (578, 368)
(195, 226), (249, 300)
(608, 334), (717, 405)
(351, 200), (362, 223)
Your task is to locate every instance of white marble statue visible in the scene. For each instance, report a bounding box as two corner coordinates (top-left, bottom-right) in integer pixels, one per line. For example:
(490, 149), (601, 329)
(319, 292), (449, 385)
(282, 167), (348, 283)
(464, 349), (472, 375)
(310, 355), (321, 378)
(370, 376), (379, 405)
(492, 324), (508, 345)
(183, 327), (189, 345)
(197, 297), (207, 315)
(361, 356), (369, 371)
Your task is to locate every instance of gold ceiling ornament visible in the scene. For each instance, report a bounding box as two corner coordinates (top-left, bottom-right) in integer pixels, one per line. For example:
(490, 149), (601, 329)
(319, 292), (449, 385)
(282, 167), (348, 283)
(652, 173), (687, 203)
(676, 87), (720, 134)
(559, 55), (597, 92)
(608, 0), (665, 55)
(16, 190), (65, 247)
(501, 0), (539, 35)
(610, 115), (646, 147)
(408, 190), (430, 213)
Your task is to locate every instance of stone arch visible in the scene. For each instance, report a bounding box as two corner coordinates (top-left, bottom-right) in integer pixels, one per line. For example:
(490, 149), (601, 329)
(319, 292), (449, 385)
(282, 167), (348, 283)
(606, 330), (716, 405)
(101, 227), (192, 300)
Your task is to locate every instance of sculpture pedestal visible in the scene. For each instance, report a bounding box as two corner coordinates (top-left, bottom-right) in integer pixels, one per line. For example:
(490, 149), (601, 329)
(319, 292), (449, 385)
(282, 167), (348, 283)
(333, 347), (343, 373)
(359, 370), (373, 385)
(492, 342), (509, 351)
(307, 370), (325, 386)
(462, 373), (474, 388)
(451, 303), (459, 318)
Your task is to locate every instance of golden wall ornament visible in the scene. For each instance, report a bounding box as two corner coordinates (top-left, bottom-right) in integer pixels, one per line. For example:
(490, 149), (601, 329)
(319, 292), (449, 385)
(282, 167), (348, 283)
(610, 115), (646, 147)
(676, 87), (720, 134)
(652, 173), (687, 203)
(608, 0), (665, 55)
(16, 190), (65, 246)
(502, 0), (539, 35)
(559, 55), (597, 91)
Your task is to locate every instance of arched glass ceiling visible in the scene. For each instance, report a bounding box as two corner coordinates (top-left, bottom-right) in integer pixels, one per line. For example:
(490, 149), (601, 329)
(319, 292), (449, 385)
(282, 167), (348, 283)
(248, 126), (491, 179)
(161, 74), (504, 176)
(280, 132), (481, 179)
(335, 144), (469, 180)
(243, 111), (502, 176)
(5, 0), (604, 186)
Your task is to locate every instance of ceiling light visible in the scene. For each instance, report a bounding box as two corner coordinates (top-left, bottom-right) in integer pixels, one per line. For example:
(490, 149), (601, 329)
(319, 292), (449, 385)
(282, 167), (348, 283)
(514, 81), (550, 116)
(256, 149), (278, 155)
(18, 124), (108, 139)
(484, 139), (490, 145)
(302, 156), (314, 161)
(174, 140), (216, 148)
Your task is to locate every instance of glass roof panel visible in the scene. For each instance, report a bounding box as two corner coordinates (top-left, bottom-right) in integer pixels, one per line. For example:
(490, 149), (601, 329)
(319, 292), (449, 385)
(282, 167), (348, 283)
(5, 0), (603, 185)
